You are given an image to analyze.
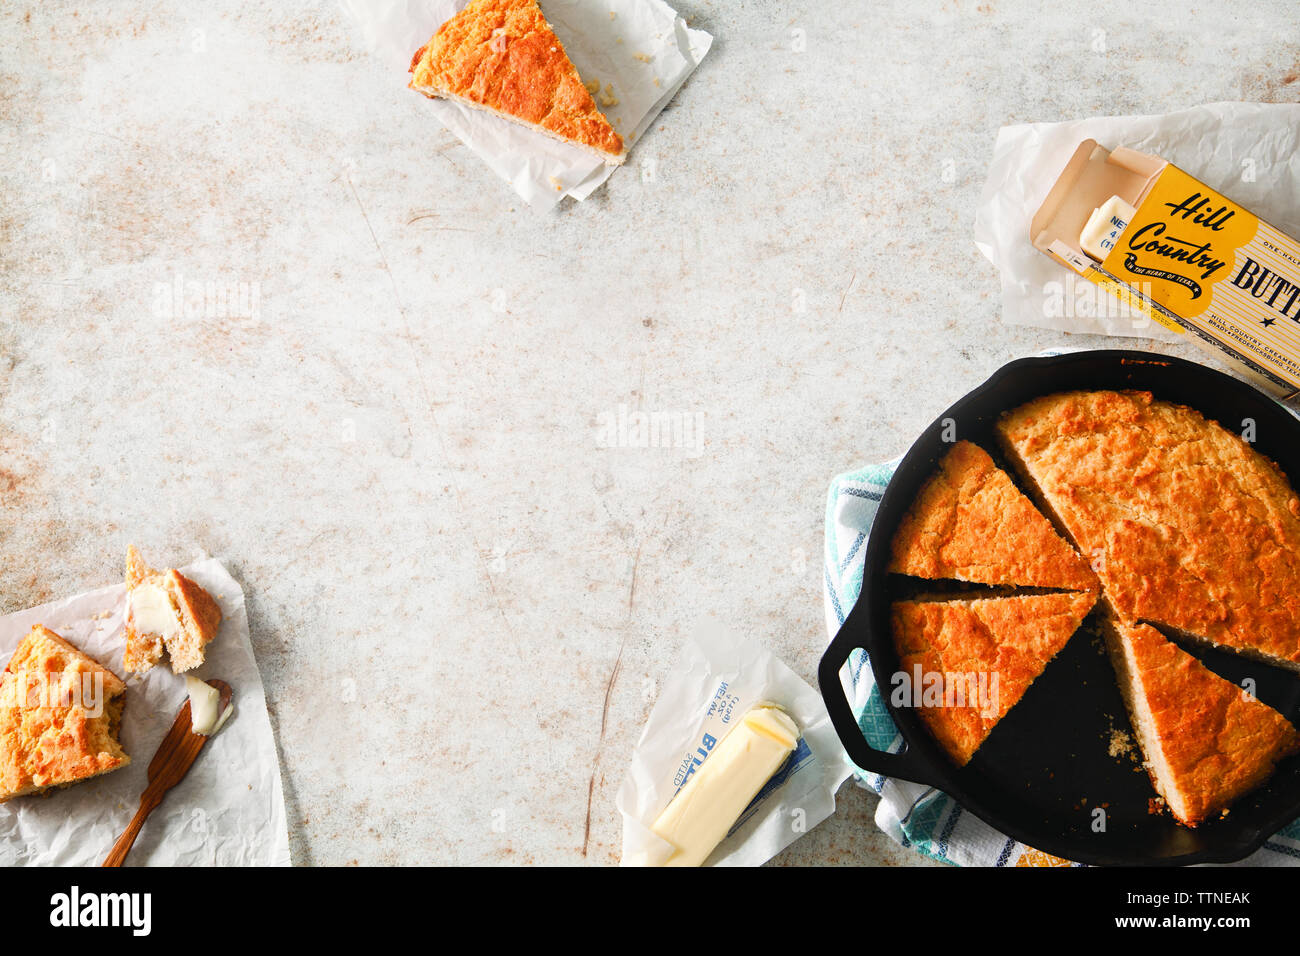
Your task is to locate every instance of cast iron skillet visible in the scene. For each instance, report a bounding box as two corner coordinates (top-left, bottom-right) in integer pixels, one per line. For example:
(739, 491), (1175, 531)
(818, 349), (1300, 866)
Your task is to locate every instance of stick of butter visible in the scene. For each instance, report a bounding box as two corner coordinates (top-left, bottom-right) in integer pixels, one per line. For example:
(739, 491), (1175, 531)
(1079, 194), (1137, 261)
(650, 704), (799, 867)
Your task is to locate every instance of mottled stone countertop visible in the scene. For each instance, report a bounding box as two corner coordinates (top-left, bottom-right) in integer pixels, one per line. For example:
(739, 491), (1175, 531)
(1, 0), (1296, 865)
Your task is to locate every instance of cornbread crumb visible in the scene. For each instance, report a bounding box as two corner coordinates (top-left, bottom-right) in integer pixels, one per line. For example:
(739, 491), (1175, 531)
(1107, 724), (1135, 760)
(599, 84), (619, 107)
(635, 52), (652, 63)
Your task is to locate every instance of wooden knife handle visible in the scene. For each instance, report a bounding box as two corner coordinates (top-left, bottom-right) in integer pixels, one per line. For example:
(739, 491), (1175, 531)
(102, 792), (163, 868)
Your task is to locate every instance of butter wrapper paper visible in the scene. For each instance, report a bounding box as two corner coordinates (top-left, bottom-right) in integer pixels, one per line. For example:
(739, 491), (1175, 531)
(617, 625), (853, 867)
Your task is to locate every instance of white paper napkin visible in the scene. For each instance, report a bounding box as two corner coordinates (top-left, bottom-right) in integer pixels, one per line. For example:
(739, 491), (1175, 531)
(0, 560), (290, 866)
(338, 0), (713, 207)
(974, 102), (1300, 338)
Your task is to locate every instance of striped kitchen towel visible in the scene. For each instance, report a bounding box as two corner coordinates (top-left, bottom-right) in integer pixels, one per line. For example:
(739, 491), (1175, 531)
(823, 458), (1300, 867)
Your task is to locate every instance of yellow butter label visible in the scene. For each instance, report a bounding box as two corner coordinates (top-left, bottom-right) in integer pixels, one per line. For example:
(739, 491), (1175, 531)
(1102, 166), (1300, 389)
(1084, 269), (1184, 335)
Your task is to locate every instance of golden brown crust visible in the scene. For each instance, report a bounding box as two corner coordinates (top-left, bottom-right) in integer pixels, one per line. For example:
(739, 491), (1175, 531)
(409, 0), (624, 162)
(125, 543), (149, 590)
(891, 592), (1096, 765)
(123, 546), (222, 675)
(0, 626), (130, 802)
(165, 570), (222, 671)
(1107, 621), (1299, 827)
(409, 43), (429, 74)
(5, 626), (125, 699)
(997, 390), (1300, 669)
(889, 440), (1099, 591)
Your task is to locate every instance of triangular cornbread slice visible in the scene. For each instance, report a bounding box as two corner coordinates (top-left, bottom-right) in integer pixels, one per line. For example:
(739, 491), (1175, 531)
(891, 591), (1096, 765)
(889, 440), (1099, 591)
(409, 0), (625, 164)
(124, 546), (222, 674)
(0, 626), (130, 802)
(997, 389), (1300, 671)
(1104, 620), (1299, 827)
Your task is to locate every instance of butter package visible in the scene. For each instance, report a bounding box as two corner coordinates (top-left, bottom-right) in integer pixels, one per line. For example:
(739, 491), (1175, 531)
(1034, 140), (1300, 402)
(617, 625), (852, 867)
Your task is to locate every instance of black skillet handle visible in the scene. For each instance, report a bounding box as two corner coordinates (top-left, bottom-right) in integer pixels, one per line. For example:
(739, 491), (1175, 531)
(818, 623), (941, 787)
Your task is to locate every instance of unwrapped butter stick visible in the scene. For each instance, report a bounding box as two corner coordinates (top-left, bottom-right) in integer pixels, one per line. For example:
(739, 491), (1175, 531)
(1080, 195), (1136, 261)
(650, 705), (799, 867)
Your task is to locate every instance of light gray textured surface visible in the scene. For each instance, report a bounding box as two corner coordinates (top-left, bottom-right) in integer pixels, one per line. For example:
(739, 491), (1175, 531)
(0, 0), (1296, 866)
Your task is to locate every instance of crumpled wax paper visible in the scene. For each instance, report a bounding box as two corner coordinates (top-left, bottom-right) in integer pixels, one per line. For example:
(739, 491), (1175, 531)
(338, 0), (713, 207)
(0, 559), (290, 866)
(974, 102), (1300, 338)
(617, 625), (853, 867)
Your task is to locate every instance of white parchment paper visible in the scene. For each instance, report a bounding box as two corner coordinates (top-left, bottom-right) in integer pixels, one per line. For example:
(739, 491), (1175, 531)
(0, 560), (290, 866)
(338, 0), (713, 207)
(617, 626), (853, 867)
(974, 102), (1300, 338)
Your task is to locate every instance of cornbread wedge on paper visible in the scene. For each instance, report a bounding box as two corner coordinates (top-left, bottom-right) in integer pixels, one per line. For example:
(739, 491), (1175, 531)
(409, 0), (625, 164)
(0, 626), (130, 802)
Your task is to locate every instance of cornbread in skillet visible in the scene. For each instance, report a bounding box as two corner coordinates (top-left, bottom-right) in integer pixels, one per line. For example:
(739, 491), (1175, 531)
(889, 440), (1099, 591)
(997, 390), (1300, 671)
(891, 591), (1096, 765)
(1104, 620), (1299, 827)
(124, 546), (222, 675)
(409, 0), (625, 164)
(0, 626), (130, 802)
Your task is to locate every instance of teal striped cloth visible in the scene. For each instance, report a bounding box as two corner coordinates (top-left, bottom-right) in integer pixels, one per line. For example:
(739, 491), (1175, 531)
(823, 457), (1300, 866)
